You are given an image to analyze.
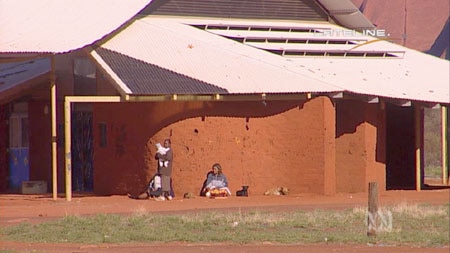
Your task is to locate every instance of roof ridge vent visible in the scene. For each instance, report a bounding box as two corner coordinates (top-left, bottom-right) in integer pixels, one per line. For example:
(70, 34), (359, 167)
(190, 23), (404, 58)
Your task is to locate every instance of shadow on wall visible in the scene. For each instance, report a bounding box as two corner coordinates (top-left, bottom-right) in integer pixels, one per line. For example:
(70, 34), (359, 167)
(146, 100), (307, 137)
(335, 100), (381, 137)
(96, 100), (310, 195)
(427, 17), (450, 60)
(142, 99), (328, 196)
(335, 100), (385, 165)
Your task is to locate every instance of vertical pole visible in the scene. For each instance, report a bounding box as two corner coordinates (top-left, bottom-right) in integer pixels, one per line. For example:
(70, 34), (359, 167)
(414, 104), (422, 191)
(442, 106), (448, 185)
(64, 98), (72, 201)
(51, 56), (58, 200)
(367, 182), (378, 236)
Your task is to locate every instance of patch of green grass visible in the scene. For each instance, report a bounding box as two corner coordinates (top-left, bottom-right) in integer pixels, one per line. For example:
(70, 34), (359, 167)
(1, 204), (448, 247)
(425, 166), (445, 178)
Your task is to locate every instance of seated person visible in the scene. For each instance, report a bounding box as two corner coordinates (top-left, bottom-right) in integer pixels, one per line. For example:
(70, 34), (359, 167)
(199, 170), (214, 196)
(128, 173), (162, 200)
(202, 163), (231, 198)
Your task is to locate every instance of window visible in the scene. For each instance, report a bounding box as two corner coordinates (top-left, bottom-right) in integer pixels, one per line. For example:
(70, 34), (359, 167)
(99, 123), (107, 147)
(73, 58), (97, 95)
(9, 114), (28, 148)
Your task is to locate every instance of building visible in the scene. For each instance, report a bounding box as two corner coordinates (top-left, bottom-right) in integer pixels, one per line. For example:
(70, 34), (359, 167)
(1, 0), (448, 199)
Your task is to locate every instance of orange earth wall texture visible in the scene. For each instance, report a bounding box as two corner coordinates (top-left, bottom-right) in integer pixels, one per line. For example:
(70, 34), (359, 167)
(92, 96), (383, 197)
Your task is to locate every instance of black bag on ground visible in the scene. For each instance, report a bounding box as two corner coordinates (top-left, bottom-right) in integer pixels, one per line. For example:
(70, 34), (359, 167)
(236, 186), (249, 197)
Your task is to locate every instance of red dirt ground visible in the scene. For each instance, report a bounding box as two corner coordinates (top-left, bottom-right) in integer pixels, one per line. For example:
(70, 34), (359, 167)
(1, 181), (449, 253)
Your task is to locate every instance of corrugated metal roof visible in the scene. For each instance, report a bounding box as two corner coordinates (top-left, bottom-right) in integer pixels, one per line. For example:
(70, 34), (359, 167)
(297, 53), (449, 103)
(197, 22), (405, 57)
(93, 17), (449, 104)
(92, 17), (343, 95)
(0, 57), (51, 103)
(198, 18), (449, 103)
(0, 57), (51, 92)
(140, 0), (328, 21)
(94, 47), (228, 94)
(0, 0), (151, 54)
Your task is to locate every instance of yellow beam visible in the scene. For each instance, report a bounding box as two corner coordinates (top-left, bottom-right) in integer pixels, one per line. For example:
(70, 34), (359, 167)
(126, 93), (311, 102)
(63, 96), (122, 201)
(64, 96), (122, 103)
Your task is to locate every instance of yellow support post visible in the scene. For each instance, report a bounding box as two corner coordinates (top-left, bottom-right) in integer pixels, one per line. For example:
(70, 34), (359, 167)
(442, 106), (448, 185)
(64, 99), (72, 201)
(414, 104), (422, 191)
(51, 56), (58, 200)
(62, 96), (121, 201)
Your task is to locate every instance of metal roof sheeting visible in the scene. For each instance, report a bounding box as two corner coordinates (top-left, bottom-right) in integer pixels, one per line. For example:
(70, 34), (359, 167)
(295, 53), (449, 103)
(93, 17), (343, 95)
(0, 0), (151, 54)
(198, 22), (405, 57)
(140, 0), (328, 21)
(93, 17), (449, 103)
(0, 58), (51, 93)
(94, 47), (228, 95)
(0, 57), (51, 103)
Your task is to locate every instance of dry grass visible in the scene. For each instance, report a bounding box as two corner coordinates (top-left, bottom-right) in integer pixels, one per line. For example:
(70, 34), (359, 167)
(2, 203), (448, 247)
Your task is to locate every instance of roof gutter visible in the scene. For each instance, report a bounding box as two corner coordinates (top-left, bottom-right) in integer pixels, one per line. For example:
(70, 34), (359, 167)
(315, 0), (375, 31)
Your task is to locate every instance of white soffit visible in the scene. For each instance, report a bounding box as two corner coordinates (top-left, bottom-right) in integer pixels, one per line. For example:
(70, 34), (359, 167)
(0, 0), (151, 54)
(94, 17), (343, 94)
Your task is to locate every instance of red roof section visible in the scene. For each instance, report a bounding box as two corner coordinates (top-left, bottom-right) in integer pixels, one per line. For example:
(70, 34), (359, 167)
(351, 0), (449, 58)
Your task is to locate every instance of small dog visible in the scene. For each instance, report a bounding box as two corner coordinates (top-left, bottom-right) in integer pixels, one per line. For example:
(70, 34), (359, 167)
(264, 187), (289, 196)
(183, 192), (195, 199)
(236, 186), (249, 197)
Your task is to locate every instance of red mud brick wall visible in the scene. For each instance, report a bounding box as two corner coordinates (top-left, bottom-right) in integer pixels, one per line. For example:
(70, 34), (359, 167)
(364, 103), (386, 191)
(335, 100), (386, 193)
(93, 96), (337, 196)
(28, 101), (52, 189)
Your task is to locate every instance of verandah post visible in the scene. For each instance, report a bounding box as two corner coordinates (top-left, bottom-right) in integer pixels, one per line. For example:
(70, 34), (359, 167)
(367, 182), (378, 236)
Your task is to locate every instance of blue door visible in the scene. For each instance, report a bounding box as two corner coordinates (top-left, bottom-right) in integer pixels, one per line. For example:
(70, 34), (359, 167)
(9, 113), (29, 190)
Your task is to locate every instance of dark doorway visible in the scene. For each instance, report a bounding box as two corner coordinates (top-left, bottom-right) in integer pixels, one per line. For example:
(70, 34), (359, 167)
(72, 111), (94, 192)
(385, 104), (419, 189)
